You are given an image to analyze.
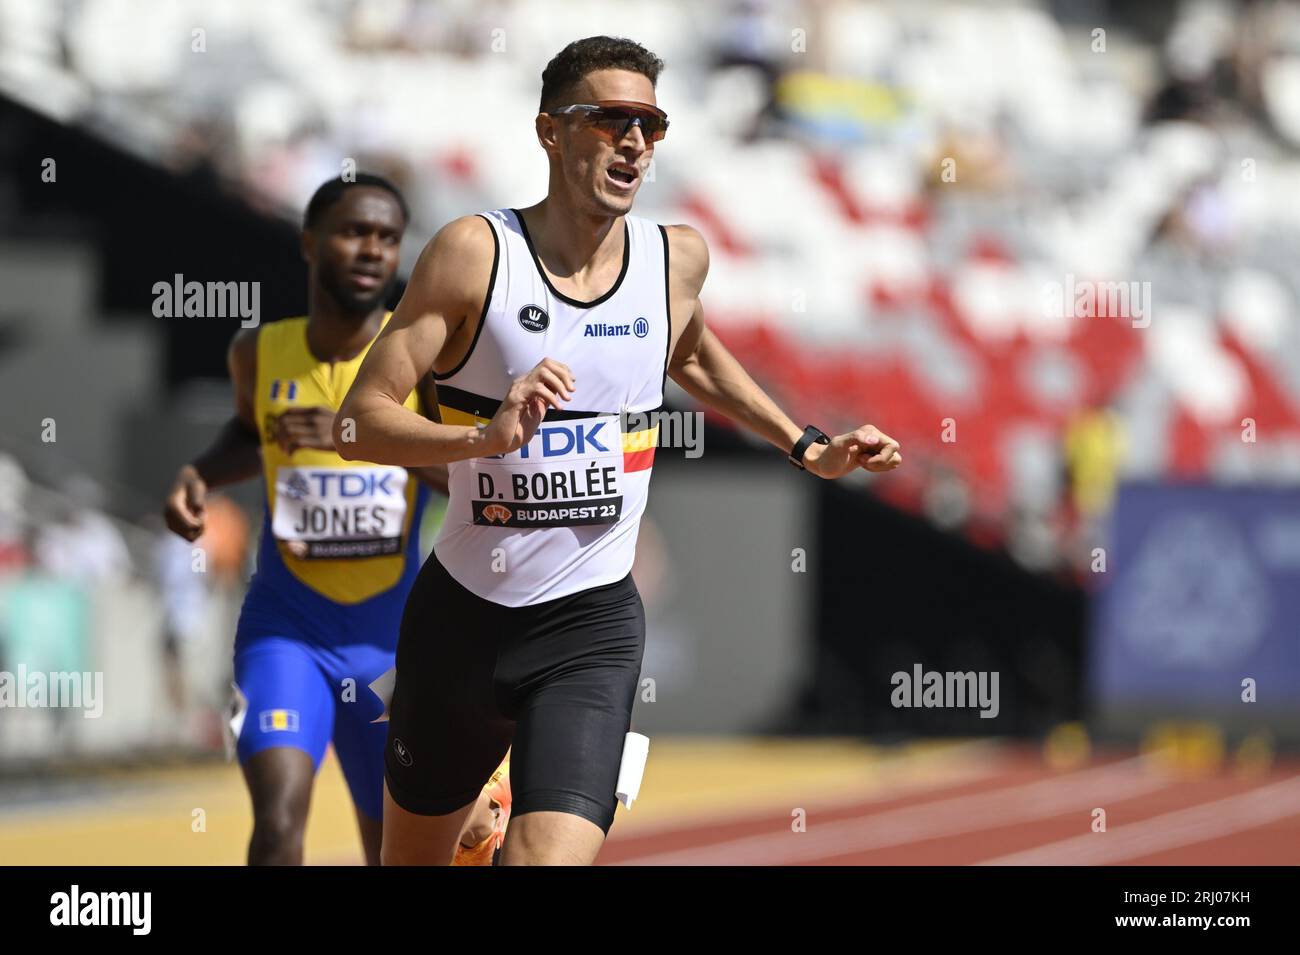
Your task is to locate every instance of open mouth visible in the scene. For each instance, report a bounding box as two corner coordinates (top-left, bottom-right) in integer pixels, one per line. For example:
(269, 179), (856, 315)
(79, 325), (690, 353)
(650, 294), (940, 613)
(607, 164), (638, 187)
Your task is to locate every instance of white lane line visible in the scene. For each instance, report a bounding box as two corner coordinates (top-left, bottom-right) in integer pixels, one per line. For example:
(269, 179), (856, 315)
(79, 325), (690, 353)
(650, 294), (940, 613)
(977, 774), (1300, 866)
(613, 757), (1168, 866)
(607, 741), (1011, 842)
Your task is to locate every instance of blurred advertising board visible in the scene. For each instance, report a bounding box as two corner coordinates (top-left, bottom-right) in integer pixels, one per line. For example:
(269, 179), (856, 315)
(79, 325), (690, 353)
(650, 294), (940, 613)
(1089, 484), (1300, 745)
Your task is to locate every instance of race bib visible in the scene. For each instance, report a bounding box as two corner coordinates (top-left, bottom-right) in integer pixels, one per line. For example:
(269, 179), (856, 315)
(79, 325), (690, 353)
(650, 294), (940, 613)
(272, 466), (408, 559)
(471, 415), (623, 528)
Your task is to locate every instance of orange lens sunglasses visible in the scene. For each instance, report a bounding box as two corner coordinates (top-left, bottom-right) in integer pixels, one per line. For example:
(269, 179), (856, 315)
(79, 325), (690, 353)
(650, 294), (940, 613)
(547, 100), (669, 143)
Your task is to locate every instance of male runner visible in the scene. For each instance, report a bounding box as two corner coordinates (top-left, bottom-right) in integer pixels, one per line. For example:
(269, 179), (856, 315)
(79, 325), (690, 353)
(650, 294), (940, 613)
(163, 174), (506, 865)
(336, 37), (901, 866)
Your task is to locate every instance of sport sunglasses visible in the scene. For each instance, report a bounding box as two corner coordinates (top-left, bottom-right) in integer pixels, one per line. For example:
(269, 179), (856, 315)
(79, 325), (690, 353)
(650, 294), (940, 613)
(547, 100), (669, 143)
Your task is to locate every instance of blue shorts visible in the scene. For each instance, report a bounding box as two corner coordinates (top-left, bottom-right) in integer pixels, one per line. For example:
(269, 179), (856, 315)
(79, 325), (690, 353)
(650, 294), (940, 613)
(233, 558), (413, 821)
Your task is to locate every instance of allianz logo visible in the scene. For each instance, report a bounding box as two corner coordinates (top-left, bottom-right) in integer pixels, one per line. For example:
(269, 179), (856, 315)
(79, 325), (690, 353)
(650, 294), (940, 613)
(584, 317), (650, 338)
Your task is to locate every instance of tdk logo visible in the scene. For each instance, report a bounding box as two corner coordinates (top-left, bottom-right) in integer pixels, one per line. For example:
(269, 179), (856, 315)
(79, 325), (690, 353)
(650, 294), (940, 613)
(302, 472), (397, 496)
(584, 318), (649, 338)
(519, 421), (609, 458)
(284, 472), (311, 501)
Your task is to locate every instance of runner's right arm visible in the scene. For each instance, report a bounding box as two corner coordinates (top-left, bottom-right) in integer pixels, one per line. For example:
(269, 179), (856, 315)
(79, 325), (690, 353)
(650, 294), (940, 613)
(163, 328), (262, 541)
(404, 374), (451, 496)
(336, 216), (574, 465)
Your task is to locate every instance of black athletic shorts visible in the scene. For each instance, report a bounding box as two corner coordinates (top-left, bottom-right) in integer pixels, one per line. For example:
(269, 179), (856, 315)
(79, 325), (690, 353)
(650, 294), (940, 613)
(384, 553), (645, 835)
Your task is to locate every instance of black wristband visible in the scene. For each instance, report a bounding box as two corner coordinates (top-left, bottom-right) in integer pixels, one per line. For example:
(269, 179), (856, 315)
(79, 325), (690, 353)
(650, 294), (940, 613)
(789, 425), (831, 470)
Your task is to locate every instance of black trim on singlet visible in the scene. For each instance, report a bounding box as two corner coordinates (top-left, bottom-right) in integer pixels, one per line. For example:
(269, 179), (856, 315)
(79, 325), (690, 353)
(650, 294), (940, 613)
(510, 208), (630, 309)
(436, 384), (661, 432)
(437, 384), (595, 422)
(657, 223), (672, 397)
(433, 214), (500, 382)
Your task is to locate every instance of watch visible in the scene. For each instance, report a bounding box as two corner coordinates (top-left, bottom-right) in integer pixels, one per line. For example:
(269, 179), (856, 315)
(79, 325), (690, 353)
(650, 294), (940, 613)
(788, 425), (831, 470)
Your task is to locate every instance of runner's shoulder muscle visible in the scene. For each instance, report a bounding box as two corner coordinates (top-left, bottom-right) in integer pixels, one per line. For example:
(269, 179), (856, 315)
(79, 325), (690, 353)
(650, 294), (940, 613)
(664, 224), (709, 299)
(410, 214), (495, 343)
(663, 224), (710, 363)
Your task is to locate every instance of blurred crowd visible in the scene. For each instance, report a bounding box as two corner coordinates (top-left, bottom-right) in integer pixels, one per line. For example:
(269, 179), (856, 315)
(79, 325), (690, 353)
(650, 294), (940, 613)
(0, 452), (247, 586)
(0, 452), (249, 751)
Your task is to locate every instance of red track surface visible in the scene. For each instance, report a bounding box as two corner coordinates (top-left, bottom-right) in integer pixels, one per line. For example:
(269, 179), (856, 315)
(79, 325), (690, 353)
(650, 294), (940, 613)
(600, 751), (1300, 866)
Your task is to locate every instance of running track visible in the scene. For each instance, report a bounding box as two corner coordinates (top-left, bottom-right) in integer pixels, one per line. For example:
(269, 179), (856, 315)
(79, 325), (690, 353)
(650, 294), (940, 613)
(600, 749), (1300, 866)
(1, 739), (1294, 865)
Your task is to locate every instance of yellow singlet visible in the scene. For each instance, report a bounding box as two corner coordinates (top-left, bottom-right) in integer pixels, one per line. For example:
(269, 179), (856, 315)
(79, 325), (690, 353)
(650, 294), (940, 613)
(254, 315), (423, 604)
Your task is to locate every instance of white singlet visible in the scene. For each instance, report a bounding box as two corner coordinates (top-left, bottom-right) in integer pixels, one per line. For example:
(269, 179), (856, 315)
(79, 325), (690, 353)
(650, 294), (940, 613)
(431, 207), (671, 607)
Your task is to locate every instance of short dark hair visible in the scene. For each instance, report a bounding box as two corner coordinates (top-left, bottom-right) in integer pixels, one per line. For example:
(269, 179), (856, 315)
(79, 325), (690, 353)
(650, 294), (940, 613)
(539, 36), (664, 113)
(303, 173), (409, 231)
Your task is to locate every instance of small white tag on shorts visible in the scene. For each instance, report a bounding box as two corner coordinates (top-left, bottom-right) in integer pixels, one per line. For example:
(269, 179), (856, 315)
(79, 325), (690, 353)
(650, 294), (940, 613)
(615, 732), (650, 809)
(368, 666), (397, 723)
(224, 682), (248, 762)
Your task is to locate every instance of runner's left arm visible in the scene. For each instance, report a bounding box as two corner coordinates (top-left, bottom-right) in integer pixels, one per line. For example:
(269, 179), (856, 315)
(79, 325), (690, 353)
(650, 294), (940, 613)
(664, 225), (902, 478)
